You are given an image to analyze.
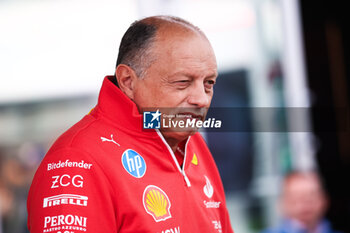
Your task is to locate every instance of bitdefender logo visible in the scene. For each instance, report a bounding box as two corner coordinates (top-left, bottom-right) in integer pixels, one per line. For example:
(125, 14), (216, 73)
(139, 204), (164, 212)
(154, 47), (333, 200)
(143, 110), (161, 129)
(47, 160), (92, 171)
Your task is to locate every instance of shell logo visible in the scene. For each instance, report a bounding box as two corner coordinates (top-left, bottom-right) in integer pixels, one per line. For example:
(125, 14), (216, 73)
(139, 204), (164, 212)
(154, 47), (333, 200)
(142, 185), (172, 222)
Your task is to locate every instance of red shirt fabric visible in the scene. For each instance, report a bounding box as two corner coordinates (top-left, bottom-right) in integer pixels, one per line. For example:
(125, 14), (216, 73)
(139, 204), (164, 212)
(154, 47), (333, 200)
(27, 76), (234, 233)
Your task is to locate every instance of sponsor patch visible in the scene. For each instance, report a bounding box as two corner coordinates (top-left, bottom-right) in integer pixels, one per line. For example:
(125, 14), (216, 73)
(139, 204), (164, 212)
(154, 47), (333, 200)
(159, 226), (180, 233)
(100, 134), (120, 146)
(121, 149), (146, 178)
(202, 176), (221, 209)
(191, 153), (198, 165)
(203, 176), (214, 198)
(51, 174), (84, 189)
(43, 214), (87, 232)
(43, 194), (88, 208)
(143, 185), (172, 222)
(203, 200), (221, 209)
(47, 160), (92, 171)
(212, 220), (222, 233)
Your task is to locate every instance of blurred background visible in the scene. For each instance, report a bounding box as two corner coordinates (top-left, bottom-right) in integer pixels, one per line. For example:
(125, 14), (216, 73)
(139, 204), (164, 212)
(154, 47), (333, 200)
(0, 0), (349, 232)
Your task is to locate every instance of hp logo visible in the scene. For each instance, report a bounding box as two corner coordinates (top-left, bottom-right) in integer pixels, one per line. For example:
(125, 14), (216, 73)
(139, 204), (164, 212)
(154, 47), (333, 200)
(121, 149), (146, 178)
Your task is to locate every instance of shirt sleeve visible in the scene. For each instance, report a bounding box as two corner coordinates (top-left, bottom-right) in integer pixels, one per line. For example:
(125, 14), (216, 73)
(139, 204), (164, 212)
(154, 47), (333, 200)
(27, 147), (118, 233)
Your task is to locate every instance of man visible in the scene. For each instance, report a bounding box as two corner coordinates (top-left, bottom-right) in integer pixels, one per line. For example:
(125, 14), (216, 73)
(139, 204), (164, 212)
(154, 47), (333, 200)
(262, 171), (342, 233)
(27, 16), (234, 233)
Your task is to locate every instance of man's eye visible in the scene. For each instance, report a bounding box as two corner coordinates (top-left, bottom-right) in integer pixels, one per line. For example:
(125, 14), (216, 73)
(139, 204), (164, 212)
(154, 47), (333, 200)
(205, 80), (216, 88)
(175, 80), (190, 86)
(173, 80), (190, 89)
(207, 80), (215, 85)
(177, 80), (190, 83)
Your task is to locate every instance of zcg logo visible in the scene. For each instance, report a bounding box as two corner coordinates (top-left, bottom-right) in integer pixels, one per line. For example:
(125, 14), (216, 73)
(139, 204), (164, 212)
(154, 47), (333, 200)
(51, 174), (84, 189)
(121, 149), (146, 178)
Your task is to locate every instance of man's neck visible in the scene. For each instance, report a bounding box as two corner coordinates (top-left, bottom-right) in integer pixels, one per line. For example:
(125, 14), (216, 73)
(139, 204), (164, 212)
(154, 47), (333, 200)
(161, 134), (188, 154)
(164, 137), (180, 153)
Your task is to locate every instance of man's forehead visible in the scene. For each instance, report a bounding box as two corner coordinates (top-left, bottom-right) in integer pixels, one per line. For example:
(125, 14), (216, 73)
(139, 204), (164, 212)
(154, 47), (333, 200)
(142, 19), (217, 77)
(154, 29), (215, 58)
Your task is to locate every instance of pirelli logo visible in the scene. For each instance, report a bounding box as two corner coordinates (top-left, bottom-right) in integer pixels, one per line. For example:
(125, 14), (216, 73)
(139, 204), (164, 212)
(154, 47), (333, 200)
(43, 194), (88, 208)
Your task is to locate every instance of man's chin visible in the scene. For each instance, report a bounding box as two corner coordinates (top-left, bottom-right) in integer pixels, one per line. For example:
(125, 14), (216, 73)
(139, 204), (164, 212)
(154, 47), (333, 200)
(160, 128), (197, 142)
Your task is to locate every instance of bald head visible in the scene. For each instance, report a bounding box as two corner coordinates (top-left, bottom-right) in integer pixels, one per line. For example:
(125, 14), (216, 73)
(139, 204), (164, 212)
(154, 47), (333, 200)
(116, 15), (207, 78)
(281, 171), (328, 230)
(140, 15), (203, 33)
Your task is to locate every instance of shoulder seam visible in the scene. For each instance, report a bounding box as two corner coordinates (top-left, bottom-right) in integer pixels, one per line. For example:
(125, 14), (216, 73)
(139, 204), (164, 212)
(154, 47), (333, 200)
(68, 115), (99, 147)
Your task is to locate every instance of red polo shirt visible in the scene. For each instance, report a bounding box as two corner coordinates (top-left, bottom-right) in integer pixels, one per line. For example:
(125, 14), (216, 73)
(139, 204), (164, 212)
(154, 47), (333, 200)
(27, 76), (234, 233)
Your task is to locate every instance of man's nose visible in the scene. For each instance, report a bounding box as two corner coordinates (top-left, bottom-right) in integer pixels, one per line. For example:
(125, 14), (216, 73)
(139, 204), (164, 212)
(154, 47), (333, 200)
(187, 83), (210, 108)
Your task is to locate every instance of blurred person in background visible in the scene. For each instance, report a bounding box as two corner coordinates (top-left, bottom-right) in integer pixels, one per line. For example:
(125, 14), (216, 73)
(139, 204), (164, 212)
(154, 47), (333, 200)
(0, 180), (14, 233)
(261, 171), (342, 233)
(1, 146), (37, 233)
(27, 15), (234, 233)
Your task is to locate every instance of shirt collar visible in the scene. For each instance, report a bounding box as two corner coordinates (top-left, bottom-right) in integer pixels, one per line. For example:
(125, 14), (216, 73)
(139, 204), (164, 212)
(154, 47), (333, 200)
(94, 76), (155, 136)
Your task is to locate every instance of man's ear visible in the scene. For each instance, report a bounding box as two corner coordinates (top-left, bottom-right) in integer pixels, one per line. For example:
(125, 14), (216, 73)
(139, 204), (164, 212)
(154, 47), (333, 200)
(115, 64), (137, 99)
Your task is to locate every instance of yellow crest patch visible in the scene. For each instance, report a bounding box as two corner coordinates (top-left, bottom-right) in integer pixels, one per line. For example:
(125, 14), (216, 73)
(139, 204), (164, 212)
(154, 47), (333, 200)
(191, 153), (198, 165)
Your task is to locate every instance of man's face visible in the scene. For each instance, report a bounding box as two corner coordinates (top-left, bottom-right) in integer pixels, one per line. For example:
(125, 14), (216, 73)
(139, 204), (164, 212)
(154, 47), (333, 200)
(132, 29), (218, 141)
(282, 175), (327, 229)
